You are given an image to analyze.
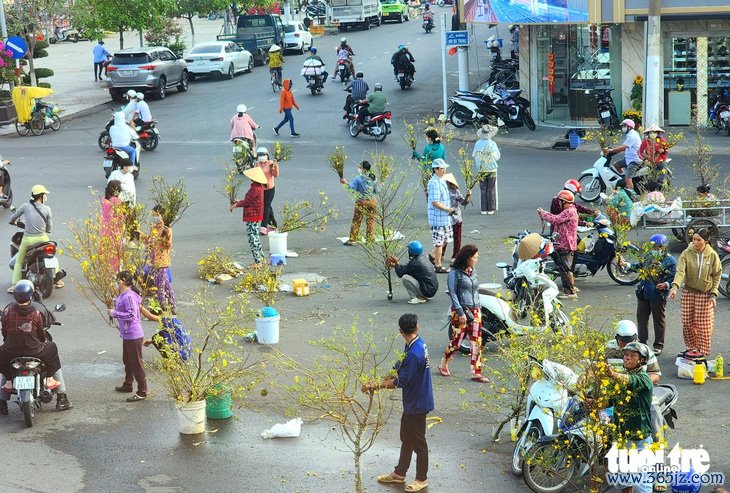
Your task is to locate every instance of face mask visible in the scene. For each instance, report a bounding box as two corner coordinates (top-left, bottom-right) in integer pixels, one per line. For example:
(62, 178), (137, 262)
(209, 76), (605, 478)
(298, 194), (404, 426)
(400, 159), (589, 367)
(651, 250), (663, 257)
(152, 215), (163, 224)
(257, 156), (267, 162)
(648, 132), (657, 139)
(621, 127), (628, 134)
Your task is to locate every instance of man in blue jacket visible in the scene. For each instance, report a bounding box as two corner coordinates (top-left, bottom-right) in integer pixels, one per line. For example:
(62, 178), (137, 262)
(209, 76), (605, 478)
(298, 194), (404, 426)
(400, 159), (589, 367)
(362, 313), (434, 493)
(387, 240), (439, 304)
(92, 40), (111, 81)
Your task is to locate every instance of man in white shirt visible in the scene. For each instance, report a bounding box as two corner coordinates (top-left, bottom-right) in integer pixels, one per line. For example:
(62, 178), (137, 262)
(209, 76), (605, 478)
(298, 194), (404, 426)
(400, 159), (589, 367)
(107, 159), (137, 205)
(122, 90), (138, 124)
(604, 118), (642, 190)
(109, 112), (137, 166)
(132, 93), (152, 127)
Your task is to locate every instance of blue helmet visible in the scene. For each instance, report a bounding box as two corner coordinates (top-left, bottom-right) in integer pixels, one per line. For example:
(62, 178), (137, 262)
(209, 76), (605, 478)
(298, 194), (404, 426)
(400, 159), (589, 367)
(649, 234), (668, 247)
(424, 2), (430, 7)
(310, 46), (317, 54)
(398, 44), (406, 51)
(13, 280), (34, 303)
(407, 241), (423, 256)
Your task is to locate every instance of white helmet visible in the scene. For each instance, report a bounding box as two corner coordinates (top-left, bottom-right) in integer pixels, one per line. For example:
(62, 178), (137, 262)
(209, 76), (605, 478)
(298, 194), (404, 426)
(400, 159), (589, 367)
(256, 147), (269, 156)
(615, 320), (638, 341)
(135, 92), (144, 101)
(269, 44), (281, 53)
(236, 104), (247, 113)
(126, 89), (137, 98)
(340, 37), (347, 43)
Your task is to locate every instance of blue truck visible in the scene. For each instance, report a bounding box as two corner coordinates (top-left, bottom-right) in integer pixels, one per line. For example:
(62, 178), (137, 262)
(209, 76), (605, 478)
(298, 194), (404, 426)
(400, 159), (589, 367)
(217, 14), (286, 66)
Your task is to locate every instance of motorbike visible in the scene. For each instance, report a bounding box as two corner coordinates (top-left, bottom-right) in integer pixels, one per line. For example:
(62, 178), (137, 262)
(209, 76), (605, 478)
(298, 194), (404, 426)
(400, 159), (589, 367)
(232, 136), (256, 174)
(0, 158), (13, 211)
(708, 88), (730, 136)
(447, 258), (572, 354)
(511, 356), (578, 476)
(487, 59), (519, 90)
(577, 153), (673, 202)
(9, 222), (66, 299)
(482, 83), (535, 130)
(586, 88), (620, 129)
(48, 26), (83, 44)
(4, 300), (65, 428)
(542, 214), (641, 286)
(447, 94), (505, 128)
(436, 0), (453, 5)
(103, 137), (141, 180)
(98, 112), (159, 152)
(422, 16), (434, 33)
(349, 110), (392, 142)
(716, 237), (730, 298)
(522, 384), (679, 492)
(304, 74), (325, 95)
(336, 58), (352, 83)
(397, 70), (414, 90)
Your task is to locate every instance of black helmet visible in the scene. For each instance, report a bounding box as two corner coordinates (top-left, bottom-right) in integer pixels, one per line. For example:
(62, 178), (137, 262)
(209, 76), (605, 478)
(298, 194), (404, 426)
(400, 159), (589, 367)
(13, 280), (34, 303)
(355, 71), (364, 79)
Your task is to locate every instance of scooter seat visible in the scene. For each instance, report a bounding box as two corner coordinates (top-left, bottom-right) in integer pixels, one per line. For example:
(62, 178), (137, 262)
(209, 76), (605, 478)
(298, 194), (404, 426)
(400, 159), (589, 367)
(653, 385), (675, 407)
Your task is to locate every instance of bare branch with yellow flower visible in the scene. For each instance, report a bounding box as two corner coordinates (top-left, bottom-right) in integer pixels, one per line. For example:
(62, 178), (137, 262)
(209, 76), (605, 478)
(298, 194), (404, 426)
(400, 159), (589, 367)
(278, 191), (338, 234)
(327, 146), (347, 179)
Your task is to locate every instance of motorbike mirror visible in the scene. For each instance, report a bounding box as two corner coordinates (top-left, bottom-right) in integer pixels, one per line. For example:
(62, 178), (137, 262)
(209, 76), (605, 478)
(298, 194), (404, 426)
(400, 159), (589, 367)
(495, 262), (509, 269)
(54, 304), (66, 312)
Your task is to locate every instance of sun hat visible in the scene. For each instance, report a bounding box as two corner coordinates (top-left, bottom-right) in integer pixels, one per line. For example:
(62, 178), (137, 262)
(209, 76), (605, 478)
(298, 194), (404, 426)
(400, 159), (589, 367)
(431, 158), (449, 169)
(443, 173), (459, 188)
(31, 184), (49, 195)
(236, 104), (247, 113)
(477, 124), (498, 140)
(244, 166), (268, 184)
(642, 124), (664, 134)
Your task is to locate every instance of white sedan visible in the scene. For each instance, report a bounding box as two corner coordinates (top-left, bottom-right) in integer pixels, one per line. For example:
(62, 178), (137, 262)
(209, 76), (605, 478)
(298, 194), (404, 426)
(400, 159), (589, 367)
(184, 41), (253, 80)
(284, 21), (313, 54)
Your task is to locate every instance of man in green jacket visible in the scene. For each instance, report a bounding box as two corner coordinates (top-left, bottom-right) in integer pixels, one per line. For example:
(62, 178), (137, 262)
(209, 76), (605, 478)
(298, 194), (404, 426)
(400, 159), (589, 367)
(357, 83), (386, 128)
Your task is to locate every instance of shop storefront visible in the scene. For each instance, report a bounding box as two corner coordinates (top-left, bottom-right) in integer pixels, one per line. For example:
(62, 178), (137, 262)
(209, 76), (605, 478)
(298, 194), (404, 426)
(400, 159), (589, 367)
(531, 24), (622, 126)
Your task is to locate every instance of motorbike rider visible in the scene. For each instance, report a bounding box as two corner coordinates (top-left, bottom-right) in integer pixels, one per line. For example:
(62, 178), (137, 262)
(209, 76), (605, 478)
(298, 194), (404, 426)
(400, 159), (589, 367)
(0, 280), (72, 414)
(343, 72), (369, 119)
(8, 185), (64, 293)
(302, 47), (328, 85)
(268, 44), (284, 85)
(230, 104), (259, 154)
(386, 240), (439, 304)
(109, 111), (137, 166)
(538, 190), (578, 299)
(335, 37), (355, 79)
(131, 92), (152, 128)
(605, 320), (661, 383)
(391, 45), (416, 81)
(108, 159), (137, 205)
(422, 3), (434, 28)
(550, 179), (597, 228)
(357, 82), (386, 129)
(122, 90), (138, 124)
(604, 118), (642, 190)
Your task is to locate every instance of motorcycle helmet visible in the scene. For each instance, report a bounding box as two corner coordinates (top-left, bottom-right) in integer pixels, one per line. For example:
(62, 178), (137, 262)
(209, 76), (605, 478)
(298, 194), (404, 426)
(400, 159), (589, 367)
(126, 89), (137, 99)
(563, 179), (581, 194)
(649, 234), (668, 247)
(310, 47), (317, 54)
(620, 118), (636, 129)
(407, 240), (423, 256)
(374, 83), (383, 91)
(236, 104), (247, 113)
(269, 44), (281, 53)
(13, 280), (34, 303)
(135, 92), (144, 101)
(615, 320), (638, 343)
(556, 190), (574, 203)
(340, 37), (347, 44)
(398, 44), (406, 51)
(256, 147), (269, 156)
(622, 341), (649, 363)
(355, 71), (364, 79)
(424, 2), (430, 7)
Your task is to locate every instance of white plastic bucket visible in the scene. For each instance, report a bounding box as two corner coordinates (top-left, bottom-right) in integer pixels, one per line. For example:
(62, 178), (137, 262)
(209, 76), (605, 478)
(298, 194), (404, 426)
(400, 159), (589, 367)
(176, 400), (206, 434)
(256, 315), (280, 344)
(268, 232), (288, 256)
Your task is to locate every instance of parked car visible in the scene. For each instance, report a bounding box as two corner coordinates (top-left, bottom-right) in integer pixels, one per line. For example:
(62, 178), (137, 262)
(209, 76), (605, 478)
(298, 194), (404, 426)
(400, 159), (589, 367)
(107, 46), (188, 101)
(184, 41), (254, 80)
(380, 0), (409, 23)
(284, 21), (313, 54)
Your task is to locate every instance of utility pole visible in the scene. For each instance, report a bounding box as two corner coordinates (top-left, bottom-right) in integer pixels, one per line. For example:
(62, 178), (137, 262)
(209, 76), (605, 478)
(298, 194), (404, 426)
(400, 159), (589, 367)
(644, 0), (661, 127)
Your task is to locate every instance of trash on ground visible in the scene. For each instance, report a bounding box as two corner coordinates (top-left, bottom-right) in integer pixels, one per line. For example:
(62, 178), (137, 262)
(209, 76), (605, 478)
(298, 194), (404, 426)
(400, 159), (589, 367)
(469, 230), (480, 235)
(261, 418), (303, 439)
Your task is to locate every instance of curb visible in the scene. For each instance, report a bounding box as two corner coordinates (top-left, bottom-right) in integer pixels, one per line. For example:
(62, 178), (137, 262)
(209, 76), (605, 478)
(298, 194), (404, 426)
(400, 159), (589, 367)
(0, 100), (111, 137)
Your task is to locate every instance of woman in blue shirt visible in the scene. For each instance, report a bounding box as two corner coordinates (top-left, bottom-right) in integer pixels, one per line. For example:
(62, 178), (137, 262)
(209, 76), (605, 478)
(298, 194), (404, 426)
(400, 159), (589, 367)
(412, 129), (445, 170)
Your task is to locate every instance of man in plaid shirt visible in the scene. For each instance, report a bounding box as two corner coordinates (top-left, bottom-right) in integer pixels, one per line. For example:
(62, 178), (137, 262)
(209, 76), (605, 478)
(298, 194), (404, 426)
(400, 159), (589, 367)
(427, 159), (455, 273)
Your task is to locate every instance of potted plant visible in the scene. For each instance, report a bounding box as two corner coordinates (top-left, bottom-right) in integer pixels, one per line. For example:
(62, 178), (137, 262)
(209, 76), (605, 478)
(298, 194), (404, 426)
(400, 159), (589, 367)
(151, 289), (263, 434)
(233, 263), (282, 344)
(268, 191), (337, 255)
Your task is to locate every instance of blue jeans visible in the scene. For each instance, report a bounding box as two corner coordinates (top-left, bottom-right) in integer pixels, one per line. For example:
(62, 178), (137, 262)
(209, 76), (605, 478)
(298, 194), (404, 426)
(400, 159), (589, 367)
(616, 436), (654, 493)
(116, 144), (136, 166)
(275, 109), (296, 134)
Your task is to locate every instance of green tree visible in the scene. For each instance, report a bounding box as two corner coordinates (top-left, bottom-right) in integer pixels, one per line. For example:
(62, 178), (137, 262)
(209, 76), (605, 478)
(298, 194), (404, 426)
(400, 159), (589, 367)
(176, 0), (230, 46)
(71, 0), (176, 49)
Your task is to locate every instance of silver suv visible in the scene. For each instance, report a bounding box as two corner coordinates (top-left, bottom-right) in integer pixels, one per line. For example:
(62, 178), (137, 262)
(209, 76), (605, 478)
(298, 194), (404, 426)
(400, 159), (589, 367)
(107, 46), (189, 101)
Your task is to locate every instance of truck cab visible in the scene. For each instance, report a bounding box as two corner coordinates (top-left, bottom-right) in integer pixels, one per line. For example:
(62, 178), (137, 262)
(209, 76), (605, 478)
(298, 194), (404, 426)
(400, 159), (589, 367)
(217, 14), (286, 66)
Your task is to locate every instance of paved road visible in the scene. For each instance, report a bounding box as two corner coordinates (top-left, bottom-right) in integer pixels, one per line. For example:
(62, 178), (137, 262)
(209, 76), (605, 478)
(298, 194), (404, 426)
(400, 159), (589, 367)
(0, 14), (728, 493)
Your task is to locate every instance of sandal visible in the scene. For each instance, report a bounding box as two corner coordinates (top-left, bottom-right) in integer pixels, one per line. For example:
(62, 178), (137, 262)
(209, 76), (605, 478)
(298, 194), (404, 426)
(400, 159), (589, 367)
(471, 374), (490, 383)
(434, 266), (450, 274)
(405, 480), (428, 492)
(376, 473), (405, 484)
(653, 347), (663, 356)
(437, 366), (450, 377)
(45, 378), (61, 390)
(54, 280), (64, 289)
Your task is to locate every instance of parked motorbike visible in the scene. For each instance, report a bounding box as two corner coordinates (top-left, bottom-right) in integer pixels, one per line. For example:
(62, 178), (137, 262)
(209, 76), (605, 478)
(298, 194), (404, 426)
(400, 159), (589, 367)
(48, 26), (83, 44)
(4, 300), (65, 428)
(487, 59), (519, 90)
(586, 88), (620, 129)
(422, 16), (433, 33)
(447, 94), (505, 128)
(482, 83), (535, 130)
(349, 111), (392, 142)
(0, 158), (13, 211)
(9, 222), (66, 299)
(397, 70), (414, 90)
(577, 153), (673, 202)
(304, 74), (325, 95)
(716, 237), (730, 298)
(708, 88), (730, 136)
(336, 59), (352, 83)
(511, 356), (578, 476)
(522, 384), (679, 492)
(436, 0), (453, 6)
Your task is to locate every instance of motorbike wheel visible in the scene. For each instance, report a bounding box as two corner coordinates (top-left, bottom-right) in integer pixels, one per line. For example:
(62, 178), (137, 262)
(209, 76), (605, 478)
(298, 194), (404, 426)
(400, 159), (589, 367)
(310, 86), (317, 95)
(577, 174), (603, 202)
(606, 246), (641, 286)
(522, 439), (578, 493)
(98, 132), (110, 150)
(15, 121), (29, 136)
(719, 256), (730, 299)
(340, 71), (346, 83)
(511, 421), (543, 476)
(348, 121), (360, 137)
(671, 227), (686, 242)
(2, 188), (12, 208)
(400, 78), (407, 90)
(49, 115), (61, 131)
(22, 399), (35, 428)
(142, 133), (159, 151)
(374, 121), (387, 142)
(684, 218), (719, 246)
(49, 36), (57, 44)
(522, 109), (536, 131)
(30, 115), (45, 136)
(28, 264), (53, 299)
(449, 108), (470, 128)
(70, 34), (79, 43)
(437, 0), (445, 5)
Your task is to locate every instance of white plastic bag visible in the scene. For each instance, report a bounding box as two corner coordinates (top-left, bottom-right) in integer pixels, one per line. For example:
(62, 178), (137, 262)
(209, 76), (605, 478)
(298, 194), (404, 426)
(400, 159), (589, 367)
(261, 418), (303, 439)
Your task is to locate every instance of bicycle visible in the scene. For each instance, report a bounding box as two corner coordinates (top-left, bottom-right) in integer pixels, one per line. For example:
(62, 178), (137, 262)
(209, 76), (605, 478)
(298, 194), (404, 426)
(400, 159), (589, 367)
(270, 68), (283, 92)
(15, 100), (61, 137)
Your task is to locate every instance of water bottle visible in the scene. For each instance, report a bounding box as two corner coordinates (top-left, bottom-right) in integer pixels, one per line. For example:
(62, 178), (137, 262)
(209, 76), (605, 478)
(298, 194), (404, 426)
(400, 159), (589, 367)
(715, 354), (724, 378)
(693, 361), (706, 385)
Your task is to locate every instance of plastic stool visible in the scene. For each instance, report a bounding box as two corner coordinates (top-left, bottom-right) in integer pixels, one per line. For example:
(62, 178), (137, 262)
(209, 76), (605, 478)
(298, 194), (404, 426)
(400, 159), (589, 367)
(270, 253), (287, 266)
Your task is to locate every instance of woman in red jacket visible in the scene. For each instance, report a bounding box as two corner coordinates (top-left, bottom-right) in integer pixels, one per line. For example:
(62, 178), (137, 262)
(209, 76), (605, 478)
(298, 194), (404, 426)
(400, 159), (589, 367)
(230, 167), (268, 264)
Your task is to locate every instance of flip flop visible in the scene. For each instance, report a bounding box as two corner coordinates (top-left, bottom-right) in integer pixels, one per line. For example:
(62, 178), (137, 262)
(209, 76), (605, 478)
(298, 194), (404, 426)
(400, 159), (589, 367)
(437, 366), (450, 377)
(471, 375), (490, 383)
(434, 266), (450, 274)
(405, 480), (428, 492)
(377, 474), (406, 484)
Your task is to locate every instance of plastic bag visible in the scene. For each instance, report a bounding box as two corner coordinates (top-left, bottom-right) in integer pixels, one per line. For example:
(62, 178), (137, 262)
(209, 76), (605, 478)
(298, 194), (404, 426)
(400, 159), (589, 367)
(261, 418), (303, 439)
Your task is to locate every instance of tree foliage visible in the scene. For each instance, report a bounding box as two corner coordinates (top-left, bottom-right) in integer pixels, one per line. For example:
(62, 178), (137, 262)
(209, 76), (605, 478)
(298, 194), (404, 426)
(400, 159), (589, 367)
(175, 0), (230, 46)
(7, 0), (64, 86)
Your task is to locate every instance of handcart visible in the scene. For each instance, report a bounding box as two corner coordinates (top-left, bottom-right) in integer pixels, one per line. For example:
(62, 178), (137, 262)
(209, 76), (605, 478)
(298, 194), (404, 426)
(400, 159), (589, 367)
(11, 86), (61, 136)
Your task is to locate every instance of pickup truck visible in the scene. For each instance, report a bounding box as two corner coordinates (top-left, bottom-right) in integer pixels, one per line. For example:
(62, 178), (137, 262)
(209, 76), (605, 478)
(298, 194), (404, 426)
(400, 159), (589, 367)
(217, 14), (286, 66)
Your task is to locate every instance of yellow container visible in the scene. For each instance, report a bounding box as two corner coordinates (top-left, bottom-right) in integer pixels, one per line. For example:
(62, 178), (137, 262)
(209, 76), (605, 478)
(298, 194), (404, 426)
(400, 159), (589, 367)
(292, 279), (310, 297)
(716, 354), (724, 378)
(693, 362), (706, 385)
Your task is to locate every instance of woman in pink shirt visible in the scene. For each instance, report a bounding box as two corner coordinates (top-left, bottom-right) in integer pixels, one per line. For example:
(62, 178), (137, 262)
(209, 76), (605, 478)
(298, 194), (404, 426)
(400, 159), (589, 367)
(537, 190), (578, 299)
(100, 179), (124, 271)
(255, 147), (280, 235)
(230, 104), (259, 147)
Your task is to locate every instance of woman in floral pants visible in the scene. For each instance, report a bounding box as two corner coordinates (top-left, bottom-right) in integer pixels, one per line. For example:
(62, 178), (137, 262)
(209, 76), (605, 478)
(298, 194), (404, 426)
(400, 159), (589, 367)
(231, 167), (268, 264)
